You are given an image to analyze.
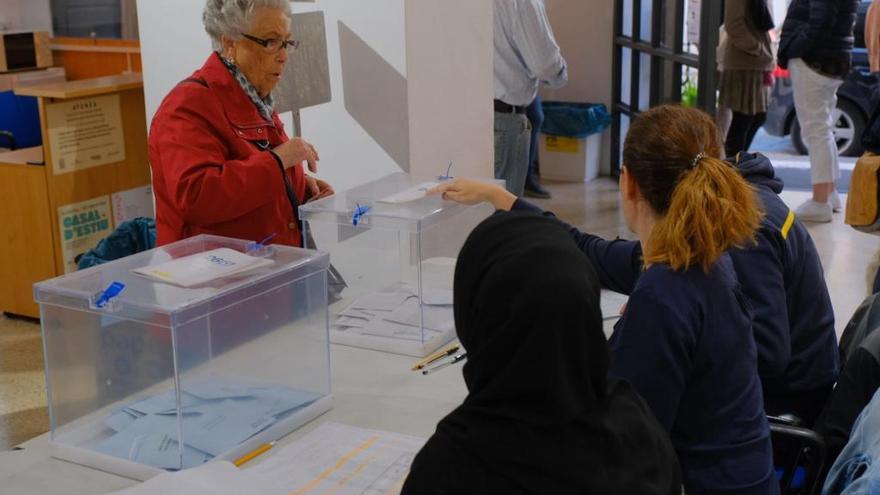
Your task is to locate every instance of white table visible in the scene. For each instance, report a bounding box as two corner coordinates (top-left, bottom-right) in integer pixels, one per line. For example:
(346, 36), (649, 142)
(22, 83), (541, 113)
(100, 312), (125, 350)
(0, 317), (618, 495)
(0, 342), (467, 495)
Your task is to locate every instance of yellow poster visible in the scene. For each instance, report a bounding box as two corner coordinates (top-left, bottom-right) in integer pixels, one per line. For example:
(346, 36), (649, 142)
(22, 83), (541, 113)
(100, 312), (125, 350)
(46, 94), (125, 175)
(545, 136), (580, 154)
(58, 196), (112, 274)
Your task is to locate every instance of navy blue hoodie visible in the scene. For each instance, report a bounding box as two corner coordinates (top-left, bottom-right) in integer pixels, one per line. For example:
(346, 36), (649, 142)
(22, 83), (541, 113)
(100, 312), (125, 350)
(512, 199), (777, 494)
(732, 152), (839, 401)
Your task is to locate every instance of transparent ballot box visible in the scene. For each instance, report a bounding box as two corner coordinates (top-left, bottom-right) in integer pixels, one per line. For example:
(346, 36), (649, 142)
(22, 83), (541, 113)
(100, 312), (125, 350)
(33, 235), (333, 480)
(299, 172), (497, 357)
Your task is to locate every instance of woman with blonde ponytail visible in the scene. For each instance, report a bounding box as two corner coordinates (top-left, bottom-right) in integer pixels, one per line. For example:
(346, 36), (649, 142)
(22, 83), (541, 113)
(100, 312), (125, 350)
(430, 105), (778, 494)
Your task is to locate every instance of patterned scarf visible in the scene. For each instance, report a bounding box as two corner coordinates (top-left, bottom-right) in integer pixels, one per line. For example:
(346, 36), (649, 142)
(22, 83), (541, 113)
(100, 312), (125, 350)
(219, 54), (275, 123)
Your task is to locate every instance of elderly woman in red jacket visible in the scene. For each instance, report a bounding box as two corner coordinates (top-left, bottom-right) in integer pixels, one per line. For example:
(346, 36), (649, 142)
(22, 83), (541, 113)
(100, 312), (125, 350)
(149, 0), (333, 247)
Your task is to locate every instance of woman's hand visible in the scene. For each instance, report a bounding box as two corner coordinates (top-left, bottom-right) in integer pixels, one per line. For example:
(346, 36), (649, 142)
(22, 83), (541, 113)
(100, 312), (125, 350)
(427, 179), (516, 211)
(274, 137), (320, 173)
(305, 176), (335, 203)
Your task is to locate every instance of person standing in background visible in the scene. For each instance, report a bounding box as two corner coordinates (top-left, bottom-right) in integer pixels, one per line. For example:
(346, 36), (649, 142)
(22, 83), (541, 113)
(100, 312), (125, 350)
(777, 0), (859, 222)
(493, 0), (567, 197)
(718, 0), (776, 159)
(524, 95), (552, 199)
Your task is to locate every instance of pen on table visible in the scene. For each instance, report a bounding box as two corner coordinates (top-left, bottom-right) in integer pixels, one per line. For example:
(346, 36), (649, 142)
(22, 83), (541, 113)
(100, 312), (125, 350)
(411, 344), (460, 371)
(233, 441), (276, 467)
(422, 353), (467, 375)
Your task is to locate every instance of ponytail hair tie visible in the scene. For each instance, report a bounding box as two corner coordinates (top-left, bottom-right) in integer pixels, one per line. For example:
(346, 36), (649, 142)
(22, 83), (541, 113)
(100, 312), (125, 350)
(690, 152), (707, 169)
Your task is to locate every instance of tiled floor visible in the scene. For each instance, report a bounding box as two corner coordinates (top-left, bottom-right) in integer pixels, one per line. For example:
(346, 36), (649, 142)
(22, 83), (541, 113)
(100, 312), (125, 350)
(0, 178), (877, 451)
(0, 314), (49, 450)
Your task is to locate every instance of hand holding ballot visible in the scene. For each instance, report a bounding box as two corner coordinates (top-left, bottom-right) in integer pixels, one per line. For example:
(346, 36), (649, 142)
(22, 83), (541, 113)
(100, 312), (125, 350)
(427, 178), (516, 211)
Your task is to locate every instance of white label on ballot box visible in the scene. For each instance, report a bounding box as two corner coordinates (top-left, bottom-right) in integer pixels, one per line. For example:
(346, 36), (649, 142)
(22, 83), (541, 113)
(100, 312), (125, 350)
(132, 248), (273, 287)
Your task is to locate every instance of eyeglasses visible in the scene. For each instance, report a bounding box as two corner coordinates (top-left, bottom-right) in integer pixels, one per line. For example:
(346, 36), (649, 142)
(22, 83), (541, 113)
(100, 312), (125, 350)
(241, 33), (300, 53)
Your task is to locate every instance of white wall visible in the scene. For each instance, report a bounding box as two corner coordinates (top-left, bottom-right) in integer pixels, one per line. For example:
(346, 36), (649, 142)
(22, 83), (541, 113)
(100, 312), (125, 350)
(540, 0), (614, 175)
(20, 0), (52, 32)
(136, 0), (215, 129)
(293, 0), (408, 190)
(0, 0), (22, 32)
(405, 0), (493, 178)
(137, 0), (492, 192)
(0, 0), (52, 33)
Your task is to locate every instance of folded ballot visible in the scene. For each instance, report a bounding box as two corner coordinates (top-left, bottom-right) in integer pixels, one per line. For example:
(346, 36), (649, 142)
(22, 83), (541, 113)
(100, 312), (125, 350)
(132, 248), (273, 288)
(95, 379), (321, 470)
(376, 182), (440, 204)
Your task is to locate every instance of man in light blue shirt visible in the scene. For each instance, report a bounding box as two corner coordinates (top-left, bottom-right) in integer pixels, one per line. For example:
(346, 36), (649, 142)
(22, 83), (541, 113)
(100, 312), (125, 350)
(494, 0), (567, 197)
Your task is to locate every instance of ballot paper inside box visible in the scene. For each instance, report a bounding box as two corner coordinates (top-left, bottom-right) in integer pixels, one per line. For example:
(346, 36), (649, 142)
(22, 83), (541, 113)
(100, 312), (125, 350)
(299, 172), (500, 357)
(33, 234), (334, 481)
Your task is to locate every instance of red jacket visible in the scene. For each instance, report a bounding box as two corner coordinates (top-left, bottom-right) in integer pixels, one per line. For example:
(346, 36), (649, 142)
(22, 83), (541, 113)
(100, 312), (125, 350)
(149, 53), (307, 247)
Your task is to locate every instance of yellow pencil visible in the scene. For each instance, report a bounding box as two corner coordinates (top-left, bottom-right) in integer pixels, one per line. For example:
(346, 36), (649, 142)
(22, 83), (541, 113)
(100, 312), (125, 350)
(411, 344), (460, 371)
(233, 441), (276, 467)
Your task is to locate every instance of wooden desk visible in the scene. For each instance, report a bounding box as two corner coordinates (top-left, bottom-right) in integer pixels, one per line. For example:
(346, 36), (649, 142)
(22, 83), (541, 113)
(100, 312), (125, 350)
(1, 74), (151, 318)
(14, 73), (143, 100)
(0, 148), (54, 318)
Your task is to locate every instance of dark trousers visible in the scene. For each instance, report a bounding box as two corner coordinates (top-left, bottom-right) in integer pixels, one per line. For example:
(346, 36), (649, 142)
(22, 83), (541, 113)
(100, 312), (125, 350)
(725, 111), (767, 159)
(525, 95), (544, 181)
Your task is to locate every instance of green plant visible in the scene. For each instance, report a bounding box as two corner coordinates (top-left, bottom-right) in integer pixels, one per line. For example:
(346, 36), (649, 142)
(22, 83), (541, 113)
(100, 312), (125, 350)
(682, 78), (698, 107)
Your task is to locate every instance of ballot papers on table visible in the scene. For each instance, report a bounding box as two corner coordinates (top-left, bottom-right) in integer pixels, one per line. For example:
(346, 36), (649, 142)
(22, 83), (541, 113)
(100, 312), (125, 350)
(99, 422), (427, 495)
(300, 172), (501, 357)
(333, 285), (454, 343)
(245, 422), (426, 495)
(33, 234), (333, 480)
(94, 379), (320, 471)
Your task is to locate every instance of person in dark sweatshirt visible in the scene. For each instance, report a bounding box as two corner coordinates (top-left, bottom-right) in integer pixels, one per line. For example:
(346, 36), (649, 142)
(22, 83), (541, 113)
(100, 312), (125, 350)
(430, 105), (778, 495)
(731, 152), (839, 424)
(777, 0), (859, 222)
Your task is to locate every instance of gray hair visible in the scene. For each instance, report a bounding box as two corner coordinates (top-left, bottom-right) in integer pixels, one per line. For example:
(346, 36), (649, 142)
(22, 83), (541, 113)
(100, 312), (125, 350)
(203, 0), (292, 51)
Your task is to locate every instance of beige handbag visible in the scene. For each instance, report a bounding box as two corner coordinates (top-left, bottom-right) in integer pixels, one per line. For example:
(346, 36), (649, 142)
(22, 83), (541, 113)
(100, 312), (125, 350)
(846, 152), (880, 232)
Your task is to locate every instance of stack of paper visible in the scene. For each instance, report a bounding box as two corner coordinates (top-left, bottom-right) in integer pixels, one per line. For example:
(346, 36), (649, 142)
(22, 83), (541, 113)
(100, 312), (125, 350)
(332, 286), (454, 342)
(99, 422), (427, 495)
(93, 379), (320, 470)
(132, 248), (274, 288)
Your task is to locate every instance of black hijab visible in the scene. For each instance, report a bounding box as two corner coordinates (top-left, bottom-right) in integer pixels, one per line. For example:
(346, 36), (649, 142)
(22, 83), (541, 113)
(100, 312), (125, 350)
(402, 211), (681, 495)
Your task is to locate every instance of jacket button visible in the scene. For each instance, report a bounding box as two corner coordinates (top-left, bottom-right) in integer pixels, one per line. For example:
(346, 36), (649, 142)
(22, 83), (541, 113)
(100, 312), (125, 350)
(257, 128), (263, 134)
(289, 222), (296, 229)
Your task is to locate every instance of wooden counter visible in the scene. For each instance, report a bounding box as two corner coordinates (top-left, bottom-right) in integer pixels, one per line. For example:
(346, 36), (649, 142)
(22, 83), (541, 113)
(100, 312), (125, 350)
(0, 148), (54, 318)
(14, 72), (143, 99)
(1, 75), (151, 318)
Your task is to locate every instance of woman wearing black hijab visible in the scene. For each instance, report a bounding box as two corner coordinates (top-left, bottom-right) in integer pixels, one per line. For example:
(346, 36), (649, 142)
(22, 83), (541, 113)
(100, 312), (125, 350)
(401, 211), (681, 495)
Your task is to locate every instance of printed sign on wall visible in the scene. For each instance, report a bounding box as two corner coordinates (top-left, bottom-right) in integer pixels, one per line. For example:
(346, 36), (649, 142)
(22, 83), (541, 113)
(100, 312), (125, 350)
(46, 94), (126, 175)
(112, 185), (154, 227)
(58, 196), (112, 273)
